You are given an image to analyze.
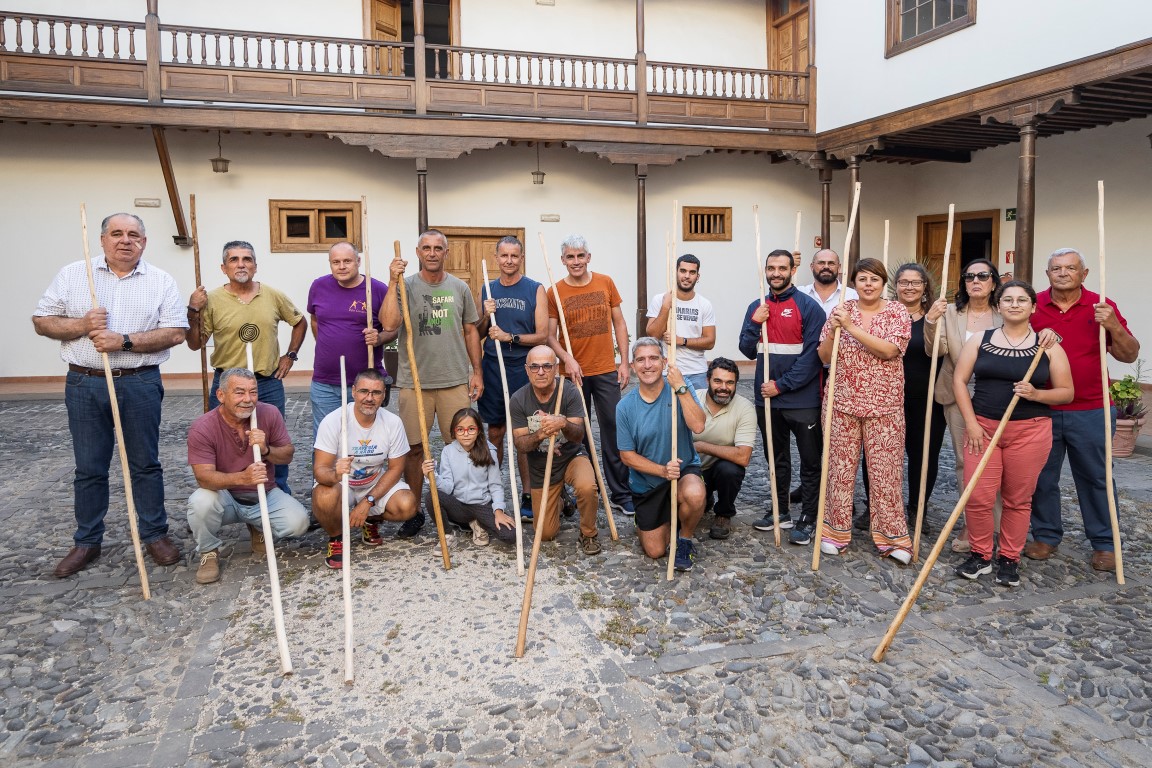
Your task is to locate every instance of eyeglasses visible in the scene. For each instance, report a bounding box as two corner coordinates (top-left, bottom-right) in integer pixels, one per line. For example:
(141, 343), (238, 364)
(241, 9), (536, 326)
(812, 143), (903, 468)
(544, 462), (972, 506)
(896, 280), (924, 288)
(526, 363), (555, 372)
(354, 388), (384, 398)
(962, 271), (993, 282)
(454, 425), (478, 435)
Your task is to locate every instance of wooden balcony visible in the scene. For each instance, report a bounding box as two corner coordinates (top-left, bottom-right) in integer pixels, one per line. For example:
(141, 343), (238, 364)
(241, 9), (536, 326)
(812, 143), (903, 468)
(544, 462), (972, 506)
(0, 9), (812, 134)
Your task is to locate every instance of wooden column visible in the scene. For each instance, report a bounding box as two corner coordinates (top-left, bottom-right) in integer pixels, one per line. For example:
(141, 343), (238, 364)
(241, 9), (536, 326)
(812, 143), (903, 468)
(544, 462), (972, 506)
(414, 0), (427, 115)
(820, 166), (833, 251)
(635, 0), (648, 126)
(1014, 122), (1037, 284)
(847, 155), (861, 273)
(145, 0), (160, 103)
(416, 158), (428, 234)
(635, 164), (648, 336)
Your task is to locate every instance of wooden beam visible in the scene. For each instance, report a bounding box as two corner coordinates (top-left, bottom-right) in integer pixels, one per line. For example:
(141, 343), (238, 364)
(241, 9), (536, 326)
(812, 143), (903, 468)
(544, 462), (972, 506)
(870, 146), (972, 163)
(150, 126), (191, 247)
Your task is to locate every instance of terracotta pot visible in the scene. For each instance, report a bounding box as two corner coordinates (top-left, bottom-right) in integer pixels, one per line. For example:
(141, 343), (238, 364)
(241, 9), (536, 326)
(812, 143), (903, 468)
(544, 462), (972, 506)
(1113, 417), (1145, 459)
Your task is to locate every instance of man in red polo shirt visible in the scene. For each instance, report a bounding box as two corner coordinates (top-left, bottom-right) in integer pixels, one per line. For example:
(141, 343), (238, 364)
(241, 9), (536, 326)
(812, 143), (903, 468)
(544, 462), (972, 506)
(1026, 248), (1140, 572)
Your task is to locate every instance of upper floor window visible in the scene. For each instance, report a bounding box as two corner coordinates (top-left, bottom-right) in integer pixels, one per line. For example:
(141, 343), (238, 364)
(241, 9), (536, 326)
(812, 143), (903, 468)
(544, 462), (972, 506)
(886, 0), (976, 58)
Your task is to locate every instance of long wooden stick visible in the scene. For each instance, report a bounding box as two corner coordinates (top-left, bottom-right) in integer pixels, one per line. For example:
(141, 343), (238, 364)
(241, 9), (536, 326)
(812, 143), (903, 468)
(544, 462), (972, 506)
(754, 206), (781, 548)
(515, 372), (566, 657)
(189, 194), (209, 413)
(538, 234), (619, 541)
(881, 219), (890, 275)
(394, 241), (452, 569)
(812, 181), (862, 571)
(794, 210), (802, 256)
(339, 359), (355, 684)
(79, 205), (151, 600)
(873, 347), (1046, 662)
(913, 204), (955, 561)
(363, 195), (374, 370)
(245, 342), (293, 675)
(1097, 180), (1124, 585)
(481, 258), (525, 576)
(666, 229), (680, 581)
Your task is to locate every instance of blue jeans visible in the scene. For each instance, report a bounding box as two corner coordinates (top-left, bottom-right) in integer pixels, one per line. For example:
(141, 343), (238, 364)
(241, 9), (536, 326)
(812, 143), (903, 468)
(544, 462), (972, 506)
(65, 368), (168, 547)
(1030, 407), (1119, 551)
(210, 370), (291, 495)
(310, 380), (352, 440)
(187, 488), (309, 554)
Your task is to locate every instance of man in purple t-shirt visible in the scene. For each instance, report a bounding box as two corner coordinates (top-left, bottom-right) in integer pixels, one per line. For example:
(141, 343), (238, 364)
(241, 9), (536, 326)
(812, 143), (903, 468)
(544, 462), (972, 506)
(307, 241), (395, 437)
(187, 368), (309, 585)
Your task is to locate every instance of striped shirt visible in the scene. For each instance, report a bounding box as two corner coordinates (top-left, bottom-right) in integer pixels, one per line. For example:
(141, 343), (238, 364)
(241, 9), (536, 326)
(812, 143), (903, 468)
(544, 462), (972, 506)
(34, 255), (188, 368)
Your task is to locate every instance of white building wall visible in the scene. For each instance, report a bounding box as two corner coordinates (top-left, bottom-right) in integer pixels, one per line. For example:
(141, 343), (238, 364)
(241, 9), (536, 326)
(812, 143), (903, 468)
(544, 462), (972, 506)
(815, 1), (1152, 132)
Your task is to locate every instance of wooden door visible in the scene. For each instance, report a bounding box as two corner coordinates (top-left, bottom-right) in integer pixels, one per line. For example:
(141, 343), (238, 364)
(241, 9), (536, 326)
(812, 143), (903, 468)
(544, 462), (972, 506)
(769, 0), (808, 99)
(369, 0), (403, 75)
(432, 226), (527, 312)
(920, 220), (961, 301)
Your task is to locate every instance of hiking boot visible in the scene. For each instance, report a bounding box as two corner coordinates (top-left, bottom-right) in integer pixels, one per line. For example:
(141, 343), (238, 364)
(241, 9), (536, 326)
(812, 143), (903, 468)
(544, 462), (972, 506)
(325, 538), (343, 569)
(956, 553), (992, 580)
(361, 521), (383, 547)
(247, 523), (265, 557)
(396, 509), (425, 538)
(789, 525), (814, 546)
(753, 513), (792, 531)
(996, 556), (1021, 586)
(580, 535), (602, 556)
(195, 550), (220, 584)
(673, 537), (696, 572)
(470, 520), (490, 547)
(709, 516), (732, 540)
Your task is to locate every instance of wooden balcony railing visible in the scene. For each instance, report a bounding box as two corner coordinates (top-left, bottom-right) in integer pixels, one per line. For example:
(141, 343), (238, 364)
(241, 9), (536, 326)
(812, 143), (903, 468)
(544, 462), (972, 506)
(0, 9), (811, 131)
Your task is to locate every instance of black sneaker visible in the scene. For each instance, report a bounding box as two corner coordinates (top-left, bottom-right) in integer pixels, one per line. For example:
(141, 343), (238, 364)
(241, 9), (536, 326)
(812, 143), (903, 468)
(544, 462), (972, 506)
(955, 553), (992, 580)
(561, 488), (577, 518)
(673, 537), (696, 571)
(396, 509), (426, 539)
(789, 525), (814, 546)
(753, 513), (793, 531)
(708, 516), (732, 540)
(995, 556), (1020, 587)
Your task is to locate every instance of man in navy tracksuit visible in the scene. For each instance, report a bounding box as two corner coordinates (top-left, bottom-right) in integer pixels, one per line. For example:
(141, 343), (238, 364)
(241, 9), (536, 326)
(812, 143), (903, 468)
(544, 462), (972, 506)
(738, 248), (825, 545)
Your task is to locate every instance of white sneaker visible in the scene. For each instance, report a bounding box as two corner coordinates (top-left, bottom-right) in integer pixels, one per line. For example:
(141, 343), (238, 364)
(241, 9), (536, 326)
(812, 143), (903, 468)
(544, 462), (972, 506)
(888, 548), (911, 565)
(470, 520), (490, 547)
(820, 541), (841, 556)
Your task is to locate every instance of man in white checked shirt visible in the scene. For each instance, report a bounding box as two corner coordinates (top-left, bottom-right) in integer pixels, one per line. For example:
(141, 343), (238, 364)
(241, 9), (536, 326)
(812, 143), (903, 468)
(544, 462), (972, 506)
(33, 213), (188, 579)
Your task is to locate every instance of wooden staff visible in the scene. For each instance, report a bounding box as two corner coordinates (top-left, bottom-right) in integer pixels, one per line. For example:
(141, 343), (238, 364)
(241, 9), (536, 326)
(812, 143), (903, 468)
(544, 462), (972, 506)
(794, 210), (802, 256)
(1097, 180), (1124, 585)
(245, 342), (293, 675)
(79, 205), (151, 600)
(362, 195), (374, 369)
(481, 258), (525, 576)
(753, 205), (781, 547)
(666, 230), (680, 581)
(515, 369), (567, 657)
(339, 358), (355, 684)
(873, 347), (1046, 661)
(538, 234), (619, 541)
(393, 240), (452, 569)
(881, 219), (890, 275)
(811, 181), (862, 571)
(912, 204), (955, 561)
(189, 194), (209, 412)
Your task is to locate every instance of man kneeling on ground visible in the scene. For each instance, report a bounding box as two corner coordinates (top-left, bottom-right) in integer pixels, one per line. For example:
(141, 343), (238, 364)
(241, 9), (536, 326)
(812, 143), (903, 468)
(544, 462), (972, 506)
(312, 369), (419, 569)
(187, 368), (309, 585)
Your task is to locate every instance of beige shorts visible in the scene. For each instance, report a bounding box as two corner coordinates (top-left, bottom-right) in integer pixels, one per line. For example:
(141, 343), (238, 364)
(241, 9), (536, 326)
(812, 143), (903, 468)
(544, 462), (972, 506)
(397, 384), (472, 445)
(350, 480), (411, 512)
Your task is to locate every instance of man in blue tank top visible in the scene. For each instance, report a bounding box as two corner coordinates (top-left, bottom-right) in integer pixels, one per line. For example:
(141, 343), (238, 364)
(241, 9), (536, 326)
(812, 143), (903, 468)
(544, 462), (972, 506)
(478, 236), (549, 519)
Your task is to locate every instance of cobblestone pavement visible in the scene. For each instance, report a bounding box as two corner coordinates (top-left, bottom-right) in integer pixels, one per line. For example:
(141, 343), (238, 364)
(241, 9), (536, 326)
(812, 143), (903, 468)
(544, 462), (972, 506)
(1, 382), (1150, 767)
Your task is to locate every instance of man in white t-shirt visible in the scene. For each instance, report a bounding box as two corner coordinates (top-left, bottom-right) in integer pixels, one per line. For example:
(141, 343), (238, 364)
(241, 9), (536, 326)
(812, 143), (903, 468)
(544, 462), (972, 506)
(312, 369), (419, 568)
(646, 254), (717, 391)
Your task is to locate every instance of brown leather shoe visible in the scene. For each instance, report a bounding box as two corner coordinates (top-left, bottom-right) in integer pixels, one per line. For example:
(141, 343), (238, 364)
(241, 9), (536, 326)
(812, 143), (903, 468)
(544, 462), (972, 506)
(53, 545), (101, 578)
(1091, 550), (1116, 572)
(1023, 541), (1058, 560)
(247, 524), (266, 558)
(145, 536), (181, 566)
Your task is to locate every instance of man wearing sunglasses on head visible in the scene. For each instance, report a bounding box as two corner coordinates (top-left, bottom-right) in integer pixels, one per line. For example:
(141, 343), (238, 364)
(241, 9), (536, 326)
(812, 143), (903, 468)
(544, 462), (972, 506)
(508, 346), (601, 556)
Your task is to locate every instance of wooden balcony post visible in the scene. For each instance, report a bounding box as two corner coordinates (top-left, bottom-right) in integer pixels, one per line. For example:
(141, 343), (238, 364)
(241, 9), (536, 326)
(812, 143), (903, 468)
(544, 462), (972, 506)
(635, 163), (648, 336)
(416, 157), (428, 234)
(820, 166), (833, 252)
(146, 0), (161, 103)
(1014, 121), (1037, 284)
(846, 155), (861, 273)
(635, 0), (647, 126)
(414, 0), (427, 114)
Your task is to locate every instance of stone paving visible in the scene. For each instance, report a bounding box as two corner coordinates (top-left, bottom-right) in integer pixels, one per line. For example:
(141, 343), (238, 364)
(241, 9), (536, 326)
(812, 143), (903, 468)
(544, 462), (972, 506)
(1, 382), (1151, 767)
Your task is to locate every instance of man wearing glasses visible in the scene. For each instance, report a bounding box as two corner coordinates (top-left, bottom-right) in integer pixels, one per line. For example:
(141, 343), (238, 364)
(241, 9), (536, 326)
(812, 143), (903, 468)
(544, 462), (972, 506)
(381, 229), (483, 538)
(509, 346), (601, 555)
(1027, 248), (1140, 572)
(312, 370), (419, 569)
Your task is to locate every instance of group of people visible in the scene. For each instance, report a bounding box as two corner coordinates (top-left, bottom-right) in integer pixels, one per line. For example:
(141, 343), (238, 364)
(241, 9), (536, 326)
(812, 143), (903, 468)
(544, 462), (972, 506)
(34, 213), (1139, 589)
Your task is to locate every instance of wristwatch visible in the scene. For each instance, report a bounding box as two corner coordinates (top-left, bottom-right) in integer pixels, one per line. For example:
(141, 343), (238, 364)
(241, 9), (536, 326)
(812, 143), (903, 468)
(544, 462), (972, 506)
(366, 494), (376, 506)
(511, 334), (521, 345)
(673, 384), (689, 395)
(285, 350), (299, 361)
(121, 334), (133, 352)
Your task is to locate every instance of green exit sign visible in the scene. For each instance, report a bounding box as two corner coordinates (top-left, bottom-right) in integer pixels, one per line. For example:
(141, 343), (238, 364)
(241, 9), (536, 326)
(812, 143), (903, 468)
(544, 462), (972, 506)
(1005, 208), (1017, 221)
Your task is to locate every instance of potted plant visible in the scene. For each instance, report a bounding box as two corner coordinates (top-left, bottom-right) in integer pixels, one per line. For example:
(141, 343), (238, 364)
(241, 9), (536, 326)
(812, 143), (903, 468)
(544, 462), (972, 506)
(1109, 360), (1147, 458)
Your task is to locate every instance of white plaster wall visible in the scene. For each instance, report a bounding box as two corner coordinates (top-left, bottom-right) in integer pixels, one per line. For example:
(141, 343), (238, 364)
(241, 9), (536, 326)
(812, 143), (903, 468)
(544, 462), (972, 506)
(815, 1), (1152, 132)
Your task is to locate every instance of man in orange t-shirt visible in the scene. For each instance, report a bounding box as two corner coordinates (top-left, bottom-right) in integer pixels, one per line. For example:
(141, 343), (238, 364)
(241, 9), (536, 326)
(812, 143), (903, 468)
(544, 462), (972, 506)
(546, 234), (635, 515)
